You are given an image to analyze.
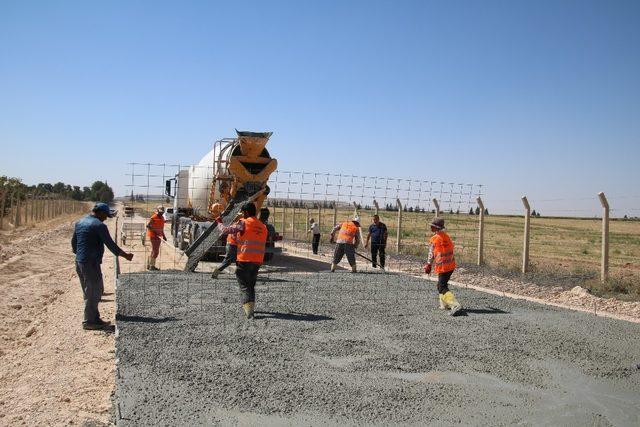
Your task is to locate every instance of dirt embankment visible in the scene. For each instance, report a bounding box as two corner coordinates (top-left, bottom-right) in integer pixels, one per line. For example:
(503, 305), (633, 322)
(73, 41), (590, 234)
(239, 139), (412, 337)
(0, 215), (121, 426)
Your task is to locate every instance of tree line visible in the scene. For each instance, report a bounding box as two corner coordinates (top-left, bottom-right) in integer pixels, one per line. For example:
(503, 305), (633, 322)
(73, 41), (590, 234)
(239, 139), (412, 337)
(0, 176), (115, 203)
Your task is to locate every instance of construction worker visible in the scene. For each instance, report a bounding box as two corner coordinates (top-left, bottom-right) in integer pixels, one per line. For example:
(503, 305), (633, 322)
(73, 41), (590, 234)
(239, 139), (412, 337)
(329, 215), (361, 273)
(364, 214), (388, 270)
(146, 205), (166, 271)
(424, 217), (462, 316)
(210, 225), (238, 279)
(72, 203), (133, 330)
(308, 218), (320, 254)
(259, 207), (276, 262)
(216, 202), (267, 319)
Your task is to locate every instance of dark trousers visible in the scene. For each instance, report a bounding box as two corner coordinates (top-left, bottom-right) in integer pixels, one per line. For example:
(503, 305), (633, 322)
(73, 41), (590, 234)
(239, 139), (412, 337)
(218, 244), (237, 272)
(333, 243), (356, 266)
(236, 262), (260, 304)
(437, 270), (454, 294)
(312, 233), (320, 254)
(370, 242), (386, 268)
(75, 260), (104, 324)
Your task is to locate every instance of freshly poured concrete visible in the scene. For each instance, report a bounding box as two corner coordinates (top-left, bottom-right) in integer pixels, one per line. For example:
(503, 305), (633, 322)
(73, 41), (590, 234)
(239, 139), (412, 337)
(115, 266), (640, 426)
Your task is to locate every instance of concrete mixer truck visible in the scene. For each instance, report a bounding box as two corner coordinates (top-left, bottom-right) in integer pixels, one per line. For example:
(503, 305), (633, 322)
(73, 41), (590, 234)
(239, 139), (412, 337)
(165, 130), (280, 271)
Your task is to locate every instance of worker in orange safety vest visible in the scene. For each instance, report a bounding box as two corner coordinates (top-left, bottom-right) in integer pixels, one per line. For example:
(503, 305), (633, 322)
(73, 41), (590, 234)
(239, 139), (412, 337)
(215, 202), (267, 319)
(424, 217), (463, 315)
(210, 223), (239, 279)
(146, 205), (166, 271)
(329, 215), (361, 273)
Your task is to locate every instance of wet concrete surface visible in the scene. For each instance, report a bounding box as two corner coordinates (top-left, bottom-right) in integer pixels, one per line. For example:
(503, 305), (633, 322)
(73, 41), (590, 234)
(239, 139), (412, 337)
(115, 267), (640, 426)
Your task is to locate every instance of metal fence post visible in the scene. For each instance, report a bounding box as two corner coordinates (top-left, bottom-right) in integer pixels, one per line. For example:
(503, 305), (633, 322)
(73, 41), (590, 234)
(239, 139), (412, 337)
(14, 192), (21, 227)
(476, 196), (485, 266)
(521, 196), (531, 273)
(306, 207), (310, 242)
(333, 203), (337, 227)
(396, 198), (402, 252)
(317, 205), (322, 236)
(432, 198), (440, 217)
(598, 192), (609, 282)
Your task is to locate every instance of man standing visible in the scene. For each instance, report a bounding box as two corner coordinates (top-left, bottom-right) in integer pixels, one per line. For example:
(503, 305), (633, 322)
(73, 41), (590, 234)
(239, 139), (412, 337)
(329, 215), (361, 273)
(423, 217), (462, 316)
(216, 202), (267, 319)
(308, 218), (321, 254)
(364, 214), (388, 270)
(72, 203), (134, 330)
(146, 205), (166, 271)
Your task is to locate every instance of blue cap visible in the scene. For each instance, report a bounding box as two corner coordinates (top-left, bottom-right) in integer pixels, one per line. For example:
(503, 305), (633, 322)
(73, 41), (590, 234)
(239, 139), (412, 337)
(92, 202), (113, 217)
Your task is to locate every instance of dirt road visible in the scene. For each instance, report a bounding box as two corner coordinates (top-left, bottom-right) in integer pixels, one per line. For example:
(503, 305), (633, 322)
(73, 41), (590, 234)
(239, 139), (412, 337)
(0, 215), (138, 426)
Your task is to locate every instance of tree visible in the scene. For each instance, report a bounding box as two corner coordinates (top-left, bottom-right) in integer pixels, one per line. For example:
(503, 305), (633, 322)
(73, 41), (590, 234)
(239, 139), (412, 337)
(475, 206), (480, 215)
(89, 181), (114, 203)
(484, 208), (489, 215)
(469, 208), (474, 215)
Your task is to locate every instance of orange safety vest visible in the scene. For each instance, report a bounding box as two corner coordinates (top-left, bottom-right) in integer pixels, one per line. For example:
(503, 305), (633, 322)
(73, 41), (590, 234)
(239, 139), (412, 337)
(236, 217), (267, 264)
(429, 232), (456, 273)
(147, 213), (165, 238)
(226, 231), (237, 246)
(337, 221), (359, 244)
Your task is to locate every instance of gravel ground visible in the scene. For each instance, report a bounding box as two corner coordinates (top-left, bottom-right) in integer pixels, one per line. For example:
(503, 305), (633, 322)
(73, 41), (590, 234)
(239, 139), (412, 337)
(115, 265), (640, 426)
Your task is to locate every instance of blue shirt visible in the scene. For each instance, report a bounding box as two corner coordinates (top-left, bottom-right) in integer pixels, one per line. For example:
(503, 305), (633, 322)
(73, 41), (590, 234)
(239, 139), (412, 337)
(368, 222), (387, 244)
(71, 215), (122, 263)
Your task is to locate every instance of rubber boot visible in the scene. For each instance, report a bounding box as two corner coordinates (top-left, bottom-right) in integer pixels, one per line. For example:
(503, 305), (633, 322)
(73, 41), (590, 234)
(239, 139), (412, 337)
(443, 291), (462, 316)
(211, 268), (220, 279)
(438, 294), (448, 310)
(351, 265), (357, 273)
(330, 263), (336, 272)
(149, 257), (158, 271)
(242, 302), (255, 319)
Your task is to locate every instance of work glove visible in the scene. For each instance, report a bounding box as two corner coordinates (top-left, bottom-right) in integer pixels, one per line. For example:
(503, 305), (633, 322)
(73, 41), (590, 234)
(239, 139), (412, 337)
(215, 216), (223, 224)
(423, 263), (432, 274)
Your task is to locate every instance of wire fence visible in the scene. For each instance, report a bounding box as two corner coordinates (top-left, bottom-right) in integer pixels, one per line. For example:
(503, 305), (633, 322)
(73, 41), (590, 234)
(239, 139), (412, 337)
(0, 188), (87, 230)
(113, 162), (639, 326)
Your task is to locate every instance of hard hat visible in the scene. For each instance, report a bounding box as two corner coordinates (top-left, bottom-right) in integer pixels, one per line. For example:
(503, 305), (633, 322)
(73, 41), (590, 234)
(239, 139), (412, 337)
(430, 217), (445, 230)
(354, 215), (360, 222)
(156, 205), (165, 212)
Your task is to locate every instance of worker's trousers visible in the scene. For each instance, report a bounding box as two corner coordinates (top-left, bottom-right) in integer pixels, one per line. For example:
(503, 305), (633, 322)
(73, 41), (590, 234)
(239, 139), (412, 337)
(437, 270), (454, 294)
(312, 233), (320, 254)
(218, 244), (237, 272)
(370, 242), (386, 268)
(236, 262), (260, 305)
(333, 243), (356, 266)
(150, 237), (161, 259)
(75, 260), (104, 324)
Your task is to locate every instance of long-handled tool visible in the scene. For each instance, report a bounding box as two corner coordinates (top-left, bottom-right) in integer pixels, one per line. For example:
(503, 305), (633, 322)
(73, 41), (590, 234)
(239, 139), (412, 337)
(355, 251), (378, 267)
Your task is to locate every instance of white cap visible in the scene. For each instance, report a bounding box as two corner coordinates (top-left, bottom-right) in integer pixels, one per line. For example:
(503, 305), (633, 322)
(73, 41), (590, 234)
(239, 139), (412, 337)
(353, 215), (360, 222)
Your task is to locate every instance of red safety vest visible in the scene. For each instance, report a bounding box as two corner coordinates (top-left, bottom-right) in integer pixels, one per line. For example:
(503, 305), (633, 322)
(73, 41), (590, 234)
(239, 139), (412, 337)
(337, 221), (359, 244)
(429, 231), (456, 273)
(147, 213), (165, 238)
(236, 217), (267, 264)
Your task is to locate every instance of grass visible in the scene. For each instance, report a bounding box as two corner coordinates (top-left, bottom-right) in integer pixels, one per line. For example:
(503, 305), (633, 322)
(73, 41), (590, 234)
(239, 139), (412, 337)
(270, 205), (640, 300)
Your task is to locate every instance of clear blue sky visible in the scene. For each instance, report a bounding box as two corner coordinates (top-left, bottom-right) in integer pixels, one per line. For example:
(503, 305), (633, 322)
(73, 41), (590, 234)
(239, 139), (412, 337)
(1, 0), (639, 216)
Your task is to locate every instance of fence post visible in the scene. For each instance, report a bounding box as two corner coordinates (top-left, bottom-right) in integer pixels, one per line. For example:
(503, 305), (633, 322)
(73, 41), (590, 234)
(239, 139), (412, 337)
(521, 196), (531, 273)
(0, 190), (6, 229)
(318, 205), (322, 237)
(14, 192), (21, 227)
(373, 199), (379, 216)
(292, 206), (296, 240)
(598, 192), (609, 283)
(432, 198), (440, 217)
(396, 198), (402, 252)
(306, 207), (310, 242)
(476, 196), (485, 266)
(281, 206), (286, 240)
(333, 203), (337, 227)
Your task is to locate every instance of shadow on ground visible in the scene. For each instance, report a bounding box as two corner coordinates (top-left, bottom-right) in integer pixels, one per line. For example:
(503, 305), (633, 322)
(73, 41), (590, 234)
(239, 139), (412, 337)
(253, 311), (334, 321)
(457, 307), (510, 316)
(116, 314), (179, 323)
